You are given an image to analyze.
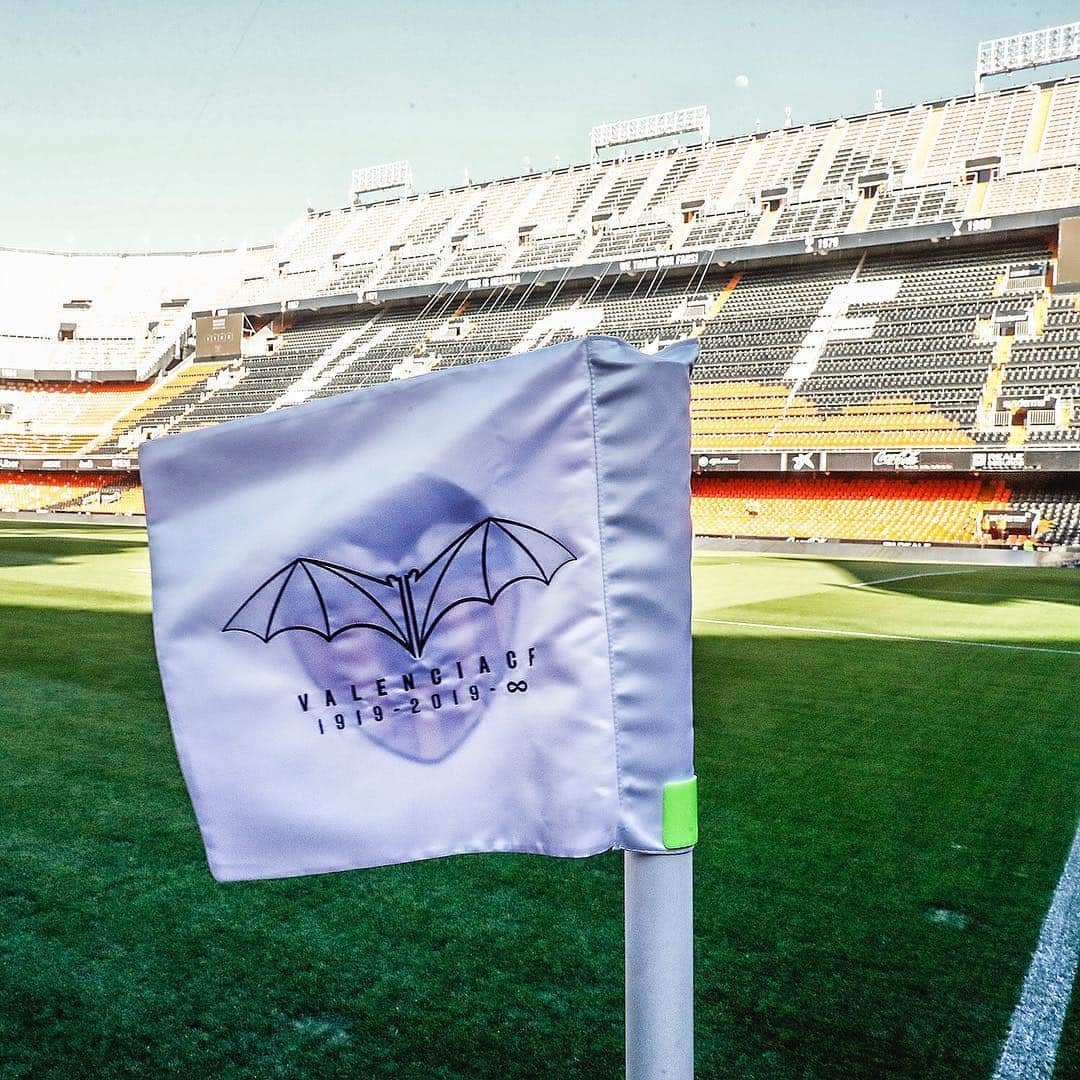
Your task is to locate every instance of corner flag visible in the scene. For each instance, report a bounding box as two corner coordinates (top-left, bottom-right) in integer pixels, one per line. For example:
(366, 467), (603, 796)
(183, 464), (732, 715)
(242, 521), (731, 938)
(141, 336), (697, 882)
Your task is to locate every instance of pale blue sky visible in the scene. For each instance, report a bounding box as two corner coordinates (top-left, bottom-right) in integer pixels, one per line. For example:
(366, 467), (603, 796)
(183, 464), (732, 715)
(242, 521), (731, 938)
(1, 0), (1076, 252)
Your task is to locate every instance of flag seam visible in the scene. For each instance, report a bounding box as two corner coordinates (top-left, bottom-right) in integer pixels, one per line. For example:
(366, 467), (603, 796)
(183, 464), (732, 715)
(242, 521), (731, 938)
(584, 338), (627, 847)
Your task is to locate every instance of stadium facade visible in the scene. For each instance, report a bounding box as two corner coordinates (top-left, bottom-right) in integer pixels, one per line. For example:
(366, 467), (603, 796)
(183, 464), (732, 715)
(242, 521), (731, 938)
(3, 70), (1080, 549)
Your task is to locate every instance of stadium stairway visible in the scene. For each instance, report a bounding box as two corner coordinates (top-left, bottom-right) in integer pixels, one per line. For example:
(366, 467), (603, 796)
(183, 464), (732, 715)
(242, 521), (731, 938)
(269, 320), (380, 409)
(708, 272), (741, 315)
(905, 107), (944, 177)
(964, 180), (990, 217)
(749, 204), (780, 244)
(977, 338), (1014, 418)
(845, 193), (877, 234)
(1021, 86), (1055, 165)
(796, 122), (846, 201)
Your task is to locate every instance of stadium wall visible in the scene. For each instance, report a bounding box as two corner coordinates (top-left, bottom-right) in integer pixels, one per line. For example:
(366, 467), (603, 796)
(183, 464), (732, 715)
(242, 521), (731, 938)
(695, 535), (1039, 565)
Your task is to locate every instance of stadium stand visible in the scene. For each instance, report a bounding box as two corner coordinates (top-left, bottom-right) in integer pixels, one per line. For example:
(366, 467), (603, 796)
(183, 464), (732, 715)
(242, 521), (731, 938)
(101, 77), (1072, 307)
(691, 474), (1080, 546)
(2, 75), (1080, 549)
(691, 473), (1008, 544)
(0, 247), (269, 377)
(0, 471), (142, 514)
(1005, 477), (1080, 545)
(0, 381), (149, 454)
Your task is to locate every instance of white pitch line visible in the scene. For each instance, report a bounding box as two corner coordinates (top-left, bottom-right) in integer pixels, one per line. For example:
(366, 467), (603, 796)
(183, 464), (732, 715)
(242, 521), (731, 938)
(993, 818), (1080, 1080)
(846, 568), (977, 589)
(692, 617), (1080, 657)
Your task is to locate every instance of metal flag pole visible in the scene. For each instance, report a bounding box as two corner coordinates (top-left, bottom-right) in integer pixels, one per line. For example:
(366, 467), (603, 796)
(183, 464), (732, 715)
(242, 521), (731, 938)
(624, 848), (694, 1080)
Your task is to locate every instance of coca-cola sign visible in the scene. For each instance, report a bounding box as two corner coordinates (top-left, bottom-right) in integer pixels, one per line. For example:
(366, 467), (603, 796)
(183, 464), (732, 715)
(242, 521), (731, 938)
(873, 449), (921, 468)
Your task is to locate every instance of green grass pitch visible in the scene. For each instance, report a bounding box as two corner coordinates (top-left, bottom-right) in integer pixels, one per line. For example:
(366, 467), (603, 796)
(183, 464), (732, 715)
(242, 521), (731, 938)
(1, 520), (1078, 1079)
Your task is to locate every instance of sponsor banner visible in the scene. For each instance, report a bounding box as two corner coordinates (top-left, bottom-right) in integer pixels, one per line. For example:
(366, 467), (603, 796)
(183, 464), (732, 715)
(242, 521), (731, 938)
(0, 456), (137, 473)
(686, 449), (768, 473)
(970, 450), (1026, 471)
(694, 452), (784, 472)
(692, 447), (1080, 473)
(982, 509), (1036, 526)
(695, 453), (740, 471)
(784, 450), (827, 472)
(870, 448), (957, 471)
(4, 444), (1080, 481)
(819, 451), (875, 471)
(981, 507), (1037, 538)
(617, 252), (703, 273)
(968, 449), (1080, 472)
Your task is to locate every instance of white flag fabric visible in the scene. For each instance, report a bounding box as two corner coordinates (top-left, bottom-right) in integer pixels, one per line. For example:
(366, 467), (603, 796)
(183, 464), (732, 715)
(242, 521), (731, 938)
(141, 335), (696, 881)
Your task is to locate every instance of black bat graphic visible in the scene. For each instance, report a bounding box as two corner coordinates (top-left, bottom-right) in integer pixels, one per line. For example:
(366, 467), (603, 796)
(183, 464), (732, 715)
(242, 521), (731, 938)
(222, 517), (576, 659)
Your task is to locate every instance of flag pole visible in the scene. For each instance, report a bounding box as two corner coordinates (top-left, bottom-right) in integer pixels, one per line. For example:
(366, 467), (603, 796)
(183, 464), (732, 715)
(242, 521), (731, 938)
(624, 848), (694, 1079)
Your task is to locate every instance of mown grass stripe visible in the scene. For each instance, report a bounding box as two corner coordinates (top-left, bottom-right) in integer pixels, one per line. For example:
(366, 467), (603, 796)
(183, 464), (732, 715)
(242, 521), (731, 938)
(693, 617), (1080, 657)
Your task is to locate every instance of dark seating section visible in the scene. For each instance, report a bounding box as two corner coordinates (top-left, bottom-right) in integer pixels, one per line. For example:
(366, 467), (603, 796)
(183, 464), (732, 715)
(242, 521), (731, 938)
(119, 237), (1079, 460)
(1008, 478), (1080, 546)
(1004, 295), (1080, 441)
(802, 241), (1049, 429)
(178, 315), (365, 427)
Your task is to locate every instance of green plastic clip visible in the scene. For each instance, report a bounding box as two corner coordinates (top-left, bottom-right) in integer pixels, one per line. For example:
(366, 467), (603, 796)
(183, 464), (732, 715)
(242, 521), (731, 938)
(662, 776), (698, 849)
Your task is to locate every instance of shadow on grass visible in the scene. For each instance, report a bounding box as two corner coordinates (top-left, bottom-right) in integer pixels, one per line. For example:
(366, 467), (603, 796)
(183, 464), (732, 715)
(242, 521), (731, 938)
(0, 522), (146, 570)
(1, 597), (1079, 1078)
(805, 558), (1080, 609)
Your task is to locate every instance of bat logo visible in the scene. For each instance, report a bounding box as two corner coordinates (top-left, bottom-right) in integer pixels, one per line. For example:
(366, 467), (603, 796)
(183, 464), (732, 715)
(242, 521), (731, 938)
(222, 517), (576, 659)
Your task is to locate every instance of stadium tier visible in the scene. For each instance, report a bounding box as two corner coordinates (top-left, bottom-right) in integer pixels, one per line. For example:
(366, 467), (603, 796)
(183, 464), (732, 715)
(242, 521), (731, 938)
(0, 470), (143, 514)
(2, 76), (1080, 549)
(691, 473), (1080, 546)
(219, 76), (1080, 303)
(4, 77), (1080, 342)
(0, 247), (270, 382)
